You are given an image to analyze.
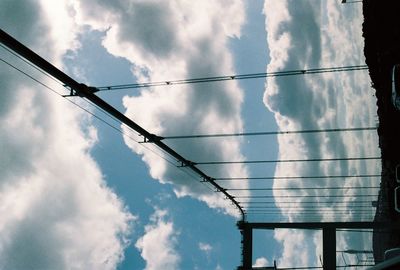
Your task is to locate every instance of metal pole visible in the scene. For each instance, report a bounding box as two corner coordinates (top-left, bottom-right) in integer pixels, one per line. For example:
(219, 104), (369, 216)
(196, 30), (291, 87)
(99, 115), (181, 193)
(323, 228), (336, 270)
(238, 221), (253, 270)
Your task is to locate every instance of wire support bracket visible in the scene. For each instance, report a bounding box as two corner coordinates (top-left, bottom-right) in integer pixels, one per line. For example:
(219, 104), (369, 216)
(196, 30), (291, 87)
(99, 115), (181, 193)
(177, 159), (197, 167)
(139, 133), (164, 143)
(62, 84), (99, 97)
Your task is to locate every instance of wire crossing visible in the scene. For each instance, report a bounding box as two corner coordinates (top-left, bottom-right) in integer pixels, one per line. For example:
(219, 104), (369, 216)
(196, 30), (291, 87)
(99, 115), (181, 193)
(96, 65), (368, 91)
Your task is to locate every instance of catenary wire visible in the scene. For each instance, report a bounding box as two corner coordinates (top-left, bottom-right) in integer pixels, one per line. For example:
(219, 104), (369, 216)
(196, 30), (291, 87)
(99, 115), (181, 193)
(236, 194), (378, 199)
(0, 44), (63, 86)
(239, 200), (377, 204)
(0, 30), (378, 223)
(244, 206), (374, 209)
(161, 127), (377, 140)
(215, 174), (381, 181)
(194, 156), (381, 166)
(96, 65), (369, 91)
(0, 55), (215, 194)
(227, 186), (379, 191)
(1, 49), (223, 198)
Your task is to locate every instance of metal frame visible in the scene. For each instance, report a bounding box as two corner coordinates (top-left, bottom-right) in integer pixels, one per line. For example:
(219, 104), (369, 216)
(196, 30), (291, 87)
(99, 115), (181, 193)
(237, 221), (395, 270)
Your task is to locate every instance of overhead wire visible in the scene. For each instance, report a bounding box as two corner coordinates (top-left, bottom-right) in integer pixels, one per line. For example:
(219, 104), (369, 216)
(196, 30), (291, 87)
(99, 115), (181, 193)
(227, 186), (379, 191)
(239, 200), (377, 205)
(244, 205), (374, 209)
(0, 44), (62, 86)
(161, 127), (377, 140)
(1, 33), (380, 223)
(96, 65), (369, 91)
(215, 174), (381, 181)
(245, 210), (375, 214)
(194, 156), (381, 166)
(0, 53), (214, 194)
(225, 187), (380, 191)
(0, 45), (219, 202)
(236, 194), (378, 199)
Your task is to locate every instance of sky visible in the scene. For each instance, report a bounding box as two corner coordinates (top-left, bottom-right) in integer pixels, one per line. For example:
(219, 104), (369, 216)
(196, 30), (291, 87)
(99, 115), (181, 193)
(0, 1), (380, 269)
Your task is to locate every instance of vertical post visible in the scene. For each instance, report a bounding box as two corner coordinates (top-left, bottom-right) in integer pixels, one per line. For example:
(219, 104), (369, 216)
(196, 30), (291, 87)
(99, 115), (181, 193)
(322, 228), (336, 270)
(238, 221), (253, 270)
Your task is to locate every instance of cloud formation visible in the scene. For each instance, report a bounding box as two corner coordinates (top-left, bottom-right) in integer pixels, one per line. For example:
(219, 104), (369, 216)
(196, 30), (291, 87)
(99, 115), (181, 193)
(135, 208), (180, 270)
(0, 1), (134, 269)
(253, 257), (269, 267)
(263, 0), (379, 267)
(73, 0), (250, 216)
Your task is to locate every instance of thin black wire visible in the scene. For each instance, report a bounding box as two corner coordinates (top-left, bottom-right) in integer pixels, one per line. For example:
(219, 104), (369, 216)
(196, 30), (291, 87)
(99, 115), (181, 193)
(246, 214), (374, 220)
(245, 210), (374, 214)
(253, 264), (376, 270)
(195, 156), (380, 166)
(236, 194), (378, 199)
(227, 186), (379, 191)
(0, 55), (217, 196)
(1, 39), (379, 222)
(244, 205), (374, 210)
(0, 56), (149, 153)
(260, 265), (375, 270)
(0, 44), (62, 86)
(239, 200), (376, 204)
(336, 229), (374, 233)
(215, 174), (381, 181)
(161, 127), (377, 140)
(96, 65), (368, 91)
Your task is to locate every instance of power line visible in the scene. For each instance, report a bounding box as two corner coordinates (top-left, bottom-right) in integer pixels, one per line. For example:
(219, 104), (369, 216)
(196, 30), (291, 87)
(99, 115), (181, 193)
(245, 210), (374, 214)
(194, 156), (380, 166)
(0, 44), (62, 86)
(227, 186), (379, 191)
(215, 174), (381, 181)
(161, 127), (376, 140)
(0, 29), (245, 219)
(96, 65), (368, 91)
(239, 200), (376, 205)
(236, 194), (378, 199)
(244, 205), (372, 211)
(1, 53), (219, 198)
(245, 215), (374, 220)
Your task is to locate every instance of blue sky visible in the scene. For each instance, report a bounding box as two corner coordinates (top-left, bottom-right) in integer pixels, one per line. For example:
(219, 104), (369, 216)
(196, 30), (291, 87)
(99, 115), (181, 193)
(0, 1), (380, 269)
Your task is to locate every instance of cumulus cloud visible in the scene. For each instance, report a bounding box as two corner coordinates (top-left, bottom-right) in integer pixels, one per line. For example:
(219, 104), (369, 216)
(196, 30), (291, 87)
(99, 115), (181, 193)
(253, 256), (269, 267)
(263, 0), (379, 267)
(135, 208), (180, 270)
(0, 1), (134, 269)
(199, 242), (213, 253)
(72, 0), (250, 216)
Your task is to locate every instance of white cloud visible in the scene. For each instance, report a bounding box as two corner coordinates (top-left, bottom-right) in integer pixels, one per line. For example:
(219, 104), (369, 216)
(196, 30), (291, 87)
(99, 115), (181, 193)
(263, 0), (379, 267)
(135, 208), (180, 270)
(215, 264), (224, 270)
(199, 242), (213, 253)
(253, 257), (269, 267)
(0, 1), (134, 269)
(72, 0), (250, 217)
